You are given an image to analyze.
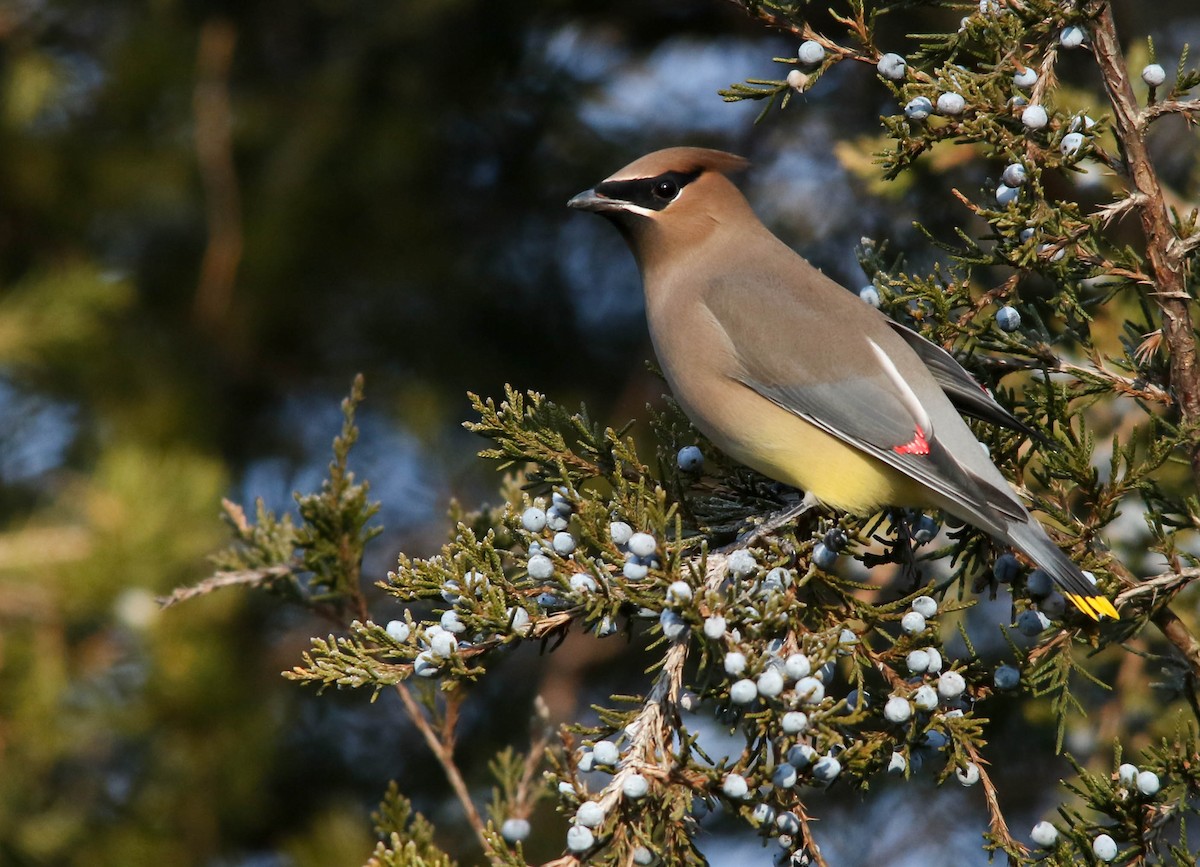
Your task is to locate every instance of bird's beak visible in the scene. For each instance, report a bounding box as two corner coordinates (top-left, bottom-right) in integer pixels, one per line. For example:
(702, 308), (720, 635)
(567, 188), (629, 213)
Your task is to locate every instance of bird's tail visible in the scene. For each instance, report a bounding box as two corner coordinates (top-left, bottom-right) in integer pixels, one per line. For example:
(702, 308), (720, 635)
(1003, 520), (1119, 620)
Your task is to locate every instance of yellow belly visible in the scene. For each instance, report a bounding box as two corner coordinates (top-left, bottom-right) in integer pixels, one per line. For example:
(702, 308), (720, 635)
(679, 378), (925, 514)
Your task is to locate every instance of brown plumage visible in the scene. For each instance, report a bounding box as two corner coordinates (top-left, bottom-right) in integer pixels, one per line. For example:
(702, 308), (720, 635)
(569, 146), (1118, 620)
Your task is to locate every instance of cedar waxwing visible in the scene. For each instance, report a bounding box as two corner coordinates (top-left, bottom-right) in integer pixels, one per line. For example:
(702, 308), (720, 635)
(568, 146), (1118, 620)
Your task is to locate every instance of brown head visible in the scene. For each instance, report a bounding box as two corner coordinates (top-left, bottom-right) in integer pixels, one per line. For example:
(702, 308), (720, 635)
(568, 147), (758, 277)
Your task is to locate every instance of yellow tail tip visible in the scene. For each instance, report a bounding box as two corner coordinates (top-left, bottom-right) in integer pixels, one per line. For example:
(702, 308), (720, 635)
(1065, 593), (1120, 621)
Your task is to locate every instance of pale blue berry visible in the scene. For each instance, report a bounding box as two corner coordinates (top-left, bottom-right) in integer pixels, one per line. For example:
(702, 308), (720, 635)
(440, 610), (466, 634)
(812, 542), (838, 571)
(1019, 227), (1036, 243)
(385, 620), (410, 643)
(1026, 569), (1052, 598)
(859, 286), (881, 307)
(775, 811), (802, 835)
(1136, 770), (1160, 795)
(609, 521), (633, 545)
(721, 772), (749, 799)
(577, 748), (595, 772)
(994, 553), (1020, 583)
(1022, 104), (1048, 129)
(632, 846), (654, 865)
(1040, 592), (1066, 618)
(1060, 132), (1084, 156)
(795, 676), (825, 705)
(1040, 242), (1066, 262)
(566, 825), (594, 852)
(1118, 762), (1139, 786)
(839, 628), (858, 647)
(430, 631), (458, 659)
(772, 763), (798, 789)
(414, 650), (441, 677)
(786, 69), (807, 90)
(528, 554), (554, 580)
(507, 606), (531, 635)
(727, 549), (757, 577)
(622, 773), (650, 799)
(521, 507), (547, 532)
(679, 691), (700, 712)
(547, 510), (569, 532)
(956, 762), (980, 786)
(1013, 67), (1038, 89)
(781, 711), (808, 734)
(877, 53), (907, 80)
(901, 611), (927, 635)
(553, 531), (576, 555)
(923, 730), (949, 750)
(759, 566), (793, 594)
(725, 651), (747, 675)
(997, 305), (1021, 332)
(937, 670), (966, 700)
(576, 801), (606, 828)
(501, 817), (531, 842)
(660, 610), (687, 640)
(925, 647), (943, 672)
(812, 755), (841, 782)
(677, 445), (704, 471)
(751, 803), (776, 825)
(1142, 64), (1166, 87)
(1031, 821), (1058, 847)
(1060, 25), (1084, 49)
(994, 665), (1020, 690)
(1002, 163), (1027, 187)
(911, 595), (938, 619)
(905, 96), (933, 120)
(785, 653), (811, 680)
(912, 516), (939, 543)
(907, 649), (931, 673)
(628, 532), (657, 558)
(569, 575), (598, 596)
(1092, 833), (1117, 862)
(884, 695), (912, 723)
(666, 580), (693, 604)
(888, 751), (907, 774)
(913, 684), (938, 711)
(622, 559), (649, 580)
(730, 678), (758, 705)
(757, 669), (785, 698)
(996, 184), (1019, 206)
(1017, 609), (1050, 635)
(798, 40), (825, 66)
(787, 744), (816, 769)
(703, 615), (727, 640)
(937, 92), (965, 115)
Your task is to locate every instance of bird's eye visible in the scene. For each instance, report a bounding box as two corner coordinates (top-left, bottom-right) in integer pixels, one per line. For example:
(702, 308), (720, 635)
(653, 178), (679, 200)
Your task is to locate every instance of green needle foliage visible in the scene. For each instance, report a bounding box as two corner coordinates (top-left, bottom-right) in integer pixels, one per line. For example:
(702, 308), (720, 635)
(187, 2), (1200, 865)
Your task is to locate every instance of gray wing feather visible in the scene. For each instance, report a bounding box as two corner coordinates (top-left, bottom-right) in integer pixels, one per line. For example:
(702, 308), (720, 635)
(886, 320), (1041, 440)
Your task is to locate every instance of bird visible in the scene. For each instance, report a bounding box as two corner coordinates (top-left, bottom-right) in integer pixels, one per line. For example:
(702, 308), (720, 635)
(567, 146), (1118, 620)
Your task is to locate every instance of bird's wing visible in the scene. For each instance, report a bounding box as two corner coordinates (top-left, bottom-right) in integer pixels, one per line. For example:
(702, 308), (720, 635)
(699, 285), (1025, 529)
(885, 320), (1043, 441)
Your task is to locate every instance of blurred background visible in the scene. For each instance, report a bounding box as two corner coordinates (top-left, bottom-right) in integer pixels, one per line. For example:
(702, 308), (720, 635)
(0, 1), (1194, 865)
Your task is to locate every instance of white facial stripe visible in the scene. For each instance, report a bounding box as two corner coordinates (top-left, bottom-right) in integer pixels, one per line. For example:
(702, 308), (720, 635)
(617, 203), (658, 218)
(867, 337), (933, 435)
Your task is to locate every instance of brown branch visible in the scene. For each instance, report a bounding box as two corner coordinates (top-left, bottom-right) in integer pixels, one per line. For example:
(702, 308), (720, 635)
(394, 683), (492, 853)
(193, 18), (243, 330)
(1140, 97), (1200, 127)
(1091, 5), (1200, 486)
(963, 741), (1027, 863)
(157, 564), (295, 608)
